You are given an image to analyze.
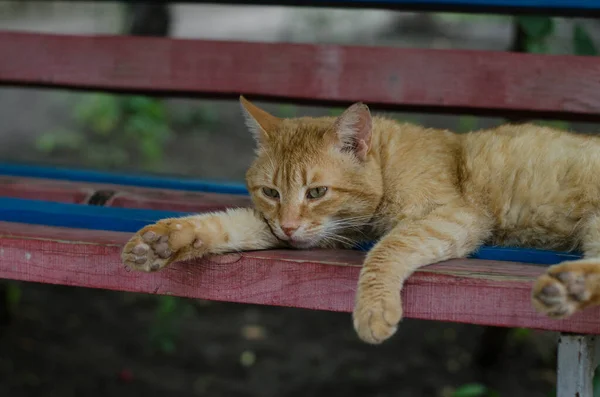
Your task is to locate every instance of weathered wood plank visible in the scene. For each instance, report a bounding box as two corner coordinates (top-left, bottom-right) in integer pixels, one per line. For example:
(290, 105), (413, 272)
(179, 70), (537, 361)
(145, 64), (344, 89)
(0, 175), (93, 204)
(557, 334), (600, 397)
(108, 189), (251, 212)
(0, 176), (251, 211)
(2, 32), (600, 120)
(1, 221), (599, 333)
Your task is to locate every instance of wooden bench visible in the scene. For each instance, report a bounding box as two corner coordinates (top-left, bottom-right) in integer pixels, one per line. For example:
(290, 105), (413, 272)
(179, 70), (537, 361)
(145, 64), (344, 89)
(1, 1), (600, 395)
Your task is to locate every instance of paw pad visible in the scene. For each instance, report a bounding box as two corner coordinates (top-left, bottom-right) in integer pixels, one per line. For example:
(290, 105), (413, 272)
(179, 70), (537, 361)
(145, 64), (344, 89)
(532, 263), (597, 318)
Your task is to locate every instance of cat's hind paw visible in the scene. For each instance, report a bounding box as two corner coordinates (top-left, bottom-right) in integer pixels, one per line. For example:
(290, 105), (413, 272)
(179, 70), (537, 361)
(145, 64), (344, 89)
(353, 292), (402, 344)
(121, 219), (199, 272)
(532, 261), (600, 318)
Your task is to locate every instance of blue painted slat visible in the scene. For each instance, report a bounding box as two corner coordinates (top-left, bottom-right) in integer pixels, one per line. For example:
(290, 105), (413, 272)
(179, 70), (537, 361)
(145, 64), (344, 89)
(300, 0), (600, 10)
(0, 197), (190, 233)
(0, 163), (248, 195)
(356, 241), (581, 265)
(34, 0), (600, 11)
(187, 0), (600, 14)
(0, 197), (582, 265)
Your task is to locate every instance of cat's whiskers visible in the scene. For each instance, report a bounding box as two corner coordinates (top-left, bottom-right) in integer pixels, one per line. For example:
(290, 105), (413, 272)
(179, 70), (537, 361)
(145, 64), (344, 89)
(322, 216), (373, 236)
(320, 232), (358, 248)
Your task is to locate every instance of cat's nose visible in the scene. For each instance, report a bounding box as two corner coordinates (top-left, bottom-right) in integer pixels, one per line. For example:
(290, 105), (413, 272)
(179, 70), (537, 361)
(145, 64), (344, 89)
(281, 224), (299, 237)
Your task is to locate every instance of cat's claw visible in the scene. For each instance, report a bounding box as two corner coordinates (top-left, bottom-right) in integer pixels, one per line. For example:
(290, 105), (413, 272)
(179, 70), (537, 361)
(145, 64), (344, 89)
(353, 293), (402, 344)
(532, 262), (597, 318)
(121, 219), (198, 272)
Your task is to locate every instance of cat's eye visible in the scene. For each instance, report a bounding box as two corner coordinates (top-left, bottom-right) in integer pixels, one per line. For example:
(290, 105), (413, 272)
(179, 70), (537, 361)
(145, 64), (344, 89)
(262, 187), (280, 199)
(307, 187), (327, 200)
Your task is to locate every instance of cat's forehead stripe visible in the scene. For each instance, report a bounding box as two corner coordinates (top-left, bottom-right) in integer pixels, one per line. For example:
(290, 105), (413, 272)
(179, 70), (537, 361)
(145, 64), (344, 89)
(301, 168), (308, 186)
(272, 163), (280, 186)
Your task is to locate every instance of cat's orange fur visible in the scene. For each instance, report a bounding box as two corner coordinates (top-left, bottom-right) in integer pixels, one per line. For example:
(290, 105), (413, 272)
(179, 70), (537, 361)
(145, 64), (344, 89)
(122, 97), (600, 344)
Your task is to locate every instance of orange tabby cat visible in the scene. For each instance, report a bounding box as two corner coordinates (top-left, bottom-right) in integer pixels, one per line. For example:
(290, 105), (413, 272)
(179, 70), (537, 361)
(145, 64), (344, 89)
(122, 97), (600, 344)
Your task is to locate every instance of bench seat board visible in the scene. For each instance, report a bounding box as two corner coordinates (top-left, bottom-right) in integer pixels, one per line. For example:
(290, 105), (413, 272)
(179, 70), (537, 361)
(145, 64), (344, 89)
(0, 175), (584, 265)
(0, 175), (252, 211)
(1, 221), (598, 333)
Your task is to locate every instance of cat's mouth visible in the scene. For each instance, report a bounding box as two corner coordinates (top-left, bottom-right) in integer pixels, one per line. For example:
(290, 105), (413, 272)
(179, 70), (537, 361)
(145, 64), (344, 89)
(275, 233), (319, 249)
(267, 221), (320, 249)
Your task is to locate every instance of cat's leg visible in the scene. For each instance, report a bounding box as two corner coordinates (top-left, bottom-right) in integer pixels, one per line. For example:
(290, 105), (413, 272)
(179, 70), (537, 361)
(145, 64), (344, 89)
(353, 202), (492, 344)
(532, 213), (600, 317)
(121, 208), (281, 272)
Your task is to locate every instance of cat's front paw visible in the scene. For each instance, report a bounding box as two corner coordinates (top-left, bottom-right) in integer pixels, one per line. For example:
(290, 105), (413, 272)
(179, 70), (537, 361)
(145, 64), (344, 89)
(353, 288), (402, 344)
(532, 261), (600, 318)
(121, 218), (201, 272)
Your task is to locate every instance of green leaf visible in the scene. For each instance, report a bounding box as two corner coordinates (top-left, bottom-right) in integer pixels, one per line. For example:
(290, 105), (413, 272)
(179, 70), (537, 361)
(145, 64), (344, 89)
(525, 39), (549, 54)
(160, 338), (176, 354)
(593, 366), (600, 397)
(517, 16), (554, 39)
(126, 96), (166, 120)
(328, 107), (344, 117)
(35, 130), (84, 153)
(510, 327), (532, 341)
(74, 94), (121, 135)
(573, 24), (598, 56)
(535, 120), (569, 131)
(452, 383), (488, 397)
(457, 116), (478, 133)
(6, 283), (21, 311)
(277, 104), (298, 118)
(157, 296), (177, 316)
(35, 133), (58, 153)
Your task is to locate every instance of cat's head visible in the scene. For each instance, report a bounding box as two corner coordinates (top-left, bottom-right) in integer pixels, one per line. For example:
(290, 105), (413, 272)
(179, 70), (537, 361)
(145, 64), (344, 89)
(241, 96), (383, 249)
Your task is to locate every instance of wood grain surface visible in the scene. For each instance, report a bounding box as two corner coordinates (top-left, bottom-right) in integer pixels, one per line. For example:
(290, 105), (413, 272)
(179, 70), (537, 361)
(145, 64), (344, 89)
(1, 221), (599, 333)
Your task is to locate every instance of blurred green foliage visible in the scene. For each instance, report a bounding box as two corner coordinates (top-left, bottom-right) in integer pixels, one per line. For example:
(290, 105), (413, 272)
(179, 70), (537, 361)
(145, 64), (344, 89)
(595, 366), (600, 397)
(573, 23), (598, 56)
(457, 115), (479, 133)
(517, 16), (598, 56)
(516, 16), (555, 53)
(452, 383), (499, 397)
(5, 282), (21, 314)
(277, 104), (298, 118)
(37, 94), (171, 171)
(508, 327), (531, 342)
(148, 296), (194, 354)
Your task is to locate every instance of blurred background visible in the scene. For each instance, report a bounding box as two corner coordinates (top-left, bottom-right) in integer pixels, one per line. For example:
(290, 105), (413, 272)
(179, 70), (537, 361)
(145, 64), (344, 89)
(0, 2), (599, 396)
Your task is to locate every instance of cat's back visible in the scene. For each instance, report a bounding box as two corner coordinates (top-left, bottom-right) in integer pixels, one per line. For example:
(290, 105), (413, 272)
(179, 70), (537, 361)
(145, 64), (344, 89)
(461, 124), (600, 248)
(461, 124), (600, 191)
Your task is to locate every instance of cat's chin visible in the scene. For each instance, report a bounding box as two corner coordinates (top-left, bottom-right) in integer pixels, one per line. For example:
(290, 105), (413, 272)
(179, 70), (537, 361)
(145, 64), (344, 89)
(288, 239), (318, 249)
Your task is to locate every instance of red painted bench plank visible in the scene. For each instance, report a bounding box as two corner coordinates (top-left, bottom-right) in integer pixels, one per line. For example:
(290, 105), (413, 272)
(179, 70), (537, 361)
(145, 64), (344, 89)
(1, 221), (598, 333)
(107, 189), (251, 212)
(0, 176), (93, 204)
(1, 32), (600, 120)
(0, 176), (251, 211)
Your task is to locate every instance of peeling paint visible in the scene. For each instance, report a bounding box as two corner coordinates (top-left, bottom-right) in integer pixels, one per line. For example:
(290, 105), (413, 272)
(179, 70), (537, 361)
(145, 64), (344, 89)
(25, 252), (31, 260)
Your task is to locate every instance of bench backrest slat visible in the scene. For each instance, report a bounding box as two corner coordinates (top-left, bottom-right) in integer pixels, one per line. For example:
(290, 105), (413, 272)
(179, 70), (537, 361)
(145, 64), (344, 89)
(1, 32), (599, 121)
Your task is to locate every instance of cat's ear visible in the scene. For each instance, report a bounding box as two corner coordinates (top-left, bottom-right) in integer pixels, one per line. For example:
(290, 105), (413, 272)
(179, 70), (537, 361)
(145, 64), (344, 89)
(331, 102), (372, 161)
(239, 96), (281, 144)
